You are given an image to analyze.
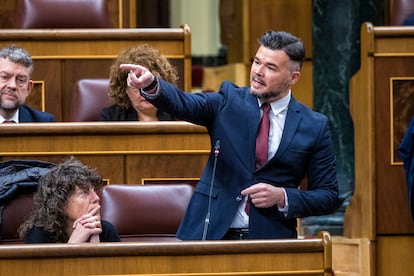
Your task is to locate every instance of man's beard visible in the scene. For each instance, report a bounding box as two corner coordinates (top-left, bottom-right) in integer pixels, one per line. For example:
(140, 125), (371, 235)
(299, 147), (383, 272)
(251, 89), (282, 99)
(0, 94), (19, 110)
(250, 75), (290, 100)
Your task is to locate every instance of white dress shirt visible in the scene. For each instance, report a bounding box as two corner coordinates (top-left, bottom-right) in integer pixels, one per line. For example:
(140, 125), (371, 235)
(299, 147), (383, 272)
(230, 92), (291, 228)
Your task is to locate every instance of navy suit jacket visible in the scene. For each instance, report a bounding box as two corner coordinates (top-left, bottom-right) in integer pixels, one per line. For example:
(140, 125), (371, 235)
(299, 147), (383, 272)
(19, 105), (55, 122)
(147, 80), (339, 240)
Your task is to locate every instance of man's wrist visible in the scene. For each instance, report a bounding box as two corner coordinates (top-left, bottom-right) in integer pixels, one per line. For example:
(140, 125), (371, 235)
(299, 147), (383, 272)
(140, 77), (160, 99)
(142, 77), (158, 92)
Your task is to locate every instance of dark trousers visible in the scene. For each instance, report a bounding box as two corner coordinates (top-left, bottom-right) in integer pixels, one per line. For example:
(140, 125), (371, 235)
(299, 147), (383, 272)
(222, 228), (249, 240)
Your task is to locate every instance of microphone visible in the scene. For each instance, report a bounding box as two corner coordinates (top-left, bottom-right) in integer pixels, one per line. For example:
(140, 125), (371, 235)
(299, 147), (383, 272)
(202, 139), (220, 240)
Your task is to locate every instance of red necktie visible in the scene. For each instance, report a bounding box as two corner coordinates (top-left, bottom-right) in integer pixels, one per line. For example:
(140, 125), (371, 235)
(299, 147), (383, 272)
(255, 103), (271, 168)
(246, 103), (271, 215)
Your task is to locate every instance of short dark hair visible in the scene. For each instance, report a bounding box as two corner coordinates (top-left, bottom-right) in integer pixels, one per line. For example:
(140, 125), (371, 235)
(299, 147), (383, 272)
(259, 31), (305, 70)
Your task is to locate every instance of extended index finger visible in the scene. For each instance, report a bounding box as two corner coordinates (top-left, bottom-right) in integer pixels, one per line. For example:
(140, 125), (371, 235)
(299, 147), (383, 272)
(119, 63), (143, 71)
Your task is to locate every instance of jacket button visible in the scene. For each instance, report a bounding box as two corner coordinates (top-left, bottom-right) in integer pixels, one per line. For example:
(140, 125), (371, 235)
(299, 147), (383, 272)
(236, 195), (243, 201)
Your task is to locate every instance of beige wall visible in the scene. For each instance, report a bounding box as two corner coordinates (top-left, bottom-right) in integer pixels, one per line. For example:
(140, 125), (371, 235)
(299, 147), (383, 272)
(170, 0), (222, 56)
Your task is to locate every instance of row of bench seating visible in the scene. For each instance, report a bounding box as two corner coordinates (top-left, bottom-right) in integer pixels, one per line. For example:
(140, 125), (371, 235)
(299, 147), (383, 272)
(1, 183), (194, 244)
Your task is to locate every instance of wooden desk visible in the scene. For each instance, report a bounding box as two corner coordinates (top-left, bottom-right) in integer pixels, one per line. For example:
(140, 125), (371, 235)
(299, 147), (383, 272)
(0, 122), (209, 185)
(0, 232), (332, 276)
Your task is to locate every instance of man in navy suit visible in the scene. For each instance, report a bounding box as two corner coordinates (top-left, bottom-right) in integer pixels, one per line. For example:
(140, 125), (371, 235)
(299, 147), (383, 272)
(121, 31), (339, 240)
(0, 45), (55, 123)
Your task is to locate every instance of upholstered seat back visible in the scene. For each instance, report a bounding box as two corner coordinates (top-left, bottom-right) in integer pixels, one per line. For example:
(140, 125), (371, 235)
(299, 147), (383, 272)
(70, 79), (112, 122)
(0, 192), (34, 244)
(15, 0), (112, 28)
(100, 184), (194, 242)
(0, 183), (194, 244)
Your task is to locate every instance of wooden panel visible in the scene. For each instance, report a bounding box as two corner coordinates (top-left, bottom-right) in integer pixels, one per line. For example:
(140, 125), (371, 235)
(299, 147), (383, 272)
(374, 57), (414, 234)
(126, 155), (206, 184)
(219, 0), (313, 108)
(247, 0), (313, 61)
(0, 232), (332, 276)
(26, 81), (46, 112)
(342, 22), (414, 276)
(332, 237), (374, 276)
(345, 23), (414, 238)
(221, 0), (312, 64)
(0, 122), (209, 185)
(345, 23), (377, 240)
(0, 26), (192, 121)
(377, 236), (414, 276)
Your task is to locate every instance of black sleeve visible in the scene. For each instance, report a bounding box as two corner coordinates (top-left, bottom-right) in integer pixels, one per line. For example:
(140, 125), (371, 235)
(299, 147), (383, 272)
(99, 106), (111, 121)
(100, 220), (121, 242)
(24, 227), (55, 243)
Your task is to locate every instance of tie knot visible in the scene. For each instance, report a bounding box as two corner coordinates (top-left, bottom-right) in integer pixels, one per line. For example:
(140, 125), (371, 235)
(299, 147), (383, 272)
(261, 103), (270, 112)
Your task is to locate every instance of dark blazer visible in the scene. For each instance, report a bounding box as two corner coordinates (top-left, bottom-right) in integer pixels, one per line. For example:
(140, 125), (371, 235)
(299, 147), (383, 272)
(19, 105), (55, 122)
(399, 116), (414, 221)
(146, 79), (339, 240)
(99, 105), (175, 121)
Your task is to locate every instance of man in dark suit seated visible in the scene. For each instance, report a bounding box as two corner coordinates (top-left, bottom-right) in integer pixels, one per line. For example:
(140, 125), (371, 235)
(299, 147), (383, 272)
(0, 45), (55, 123)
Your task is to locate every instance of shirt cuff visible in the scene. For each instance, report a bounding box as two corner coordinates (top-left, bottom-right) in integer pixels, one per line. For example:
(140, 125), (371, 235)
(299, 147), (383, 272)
(277, 188), (289, 216)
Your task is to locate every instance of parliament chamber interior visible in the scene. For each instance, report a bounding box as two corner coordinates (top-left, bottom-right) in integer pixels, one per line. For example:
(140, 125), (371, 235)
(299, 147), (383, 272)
(0, 0), (414, 275)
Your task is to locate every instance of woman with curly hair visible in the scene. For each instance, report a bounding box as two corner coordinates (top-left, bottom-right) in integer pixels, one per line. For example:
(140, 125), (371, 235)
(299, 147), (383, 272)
(18, 157), (120, 243)
(99, 44), (178, 121)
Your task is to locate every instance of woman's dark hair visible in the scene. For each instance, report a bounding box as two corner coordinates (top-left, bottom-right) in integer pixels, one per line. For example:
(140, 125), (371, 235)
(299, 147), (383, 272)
(18, 156), (102, 242)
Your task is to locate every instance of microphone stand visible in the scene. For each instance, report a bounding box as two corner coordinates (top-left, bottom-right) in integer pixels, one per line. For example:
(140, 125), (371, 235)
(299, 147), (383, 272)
(202, 140), (220, 240)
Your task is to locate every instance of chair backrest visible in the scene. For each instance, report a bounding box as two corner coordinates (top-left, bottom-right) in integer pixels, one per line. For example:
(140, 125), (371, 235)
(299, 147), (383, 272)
(70, 79), (112, 122)
(202, 63), (248, 92)
(99, 184), (194, 242)
(15, 0), (112, 28)
(0, 192), (34, 244)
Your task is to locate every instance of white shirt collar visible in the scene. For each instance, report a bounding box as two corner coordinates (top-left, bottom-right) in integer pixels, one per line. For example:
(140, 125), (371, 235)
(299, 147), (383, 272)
(257, 90), (291, 116)
(0, 109), (19, 123)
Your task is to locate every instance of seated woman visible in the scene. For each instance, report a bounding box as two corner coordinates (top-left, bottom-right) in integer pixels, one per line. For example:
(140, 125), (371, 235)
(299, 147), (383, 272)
(100, 44), (178, 121)
(18, 156), (120, 243)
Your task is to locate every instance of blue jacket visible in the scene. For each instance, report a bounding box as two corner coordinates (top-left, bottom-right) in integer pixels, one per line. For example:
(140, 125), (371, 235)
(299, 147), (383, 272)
(399, 116), (414, 221)
(19, 105), (55, 122)
(147, 80), (339, 240)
